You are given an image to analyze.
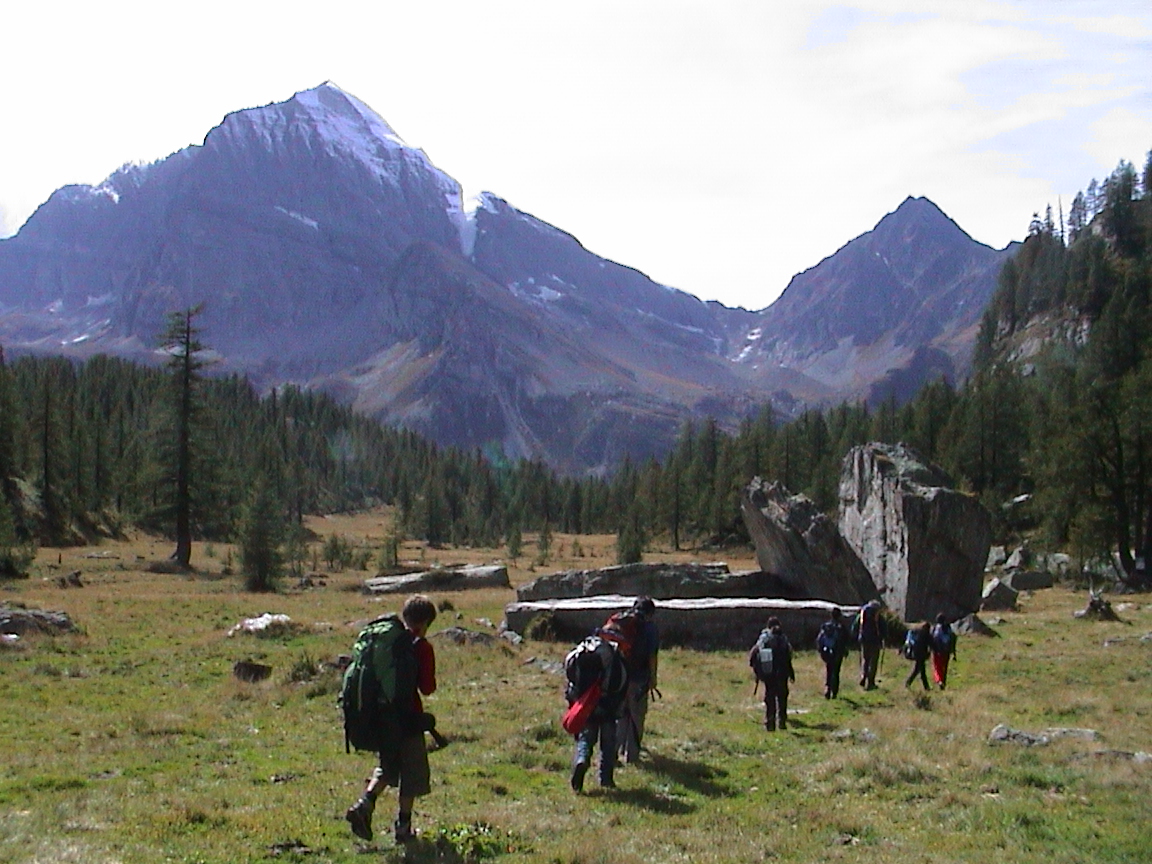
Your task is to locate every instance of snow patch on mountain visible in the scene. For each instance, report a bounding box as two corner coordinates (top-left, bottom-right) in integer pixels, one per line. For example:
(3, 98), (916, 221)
(274, 206), (319, 229)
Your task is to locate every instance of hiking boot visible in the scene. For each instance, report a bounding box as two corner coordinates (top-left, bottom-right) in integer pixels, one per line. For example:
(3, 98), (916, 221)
(394, 816), (414, 844)
(345, 798), (374, 841)
(570, 758), (589, 792)
(600, 777), (616, 789)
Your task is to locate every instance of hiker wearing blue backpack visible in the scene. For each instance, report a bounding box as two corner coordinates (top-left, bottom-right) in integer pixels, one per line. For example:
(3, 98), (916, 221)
(345, 594), (438, 845)
(854, 599), (886, 690)
(816, 607), (849, 699)
(749, 617), (795, 731)
(902, 621), (932, 690)
(930, 613), (957, 689)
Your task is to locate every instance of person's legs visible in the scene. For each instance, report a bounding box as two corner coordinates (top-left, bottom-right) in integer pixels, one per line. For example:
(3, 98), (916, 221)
(917, 659), (930, 690)
(830, 656), (842, 698)
(861, 644), (879, 688)
(932, 652), (950, 689)
(777, 685), (789, 729)
(393, 733), (430, 842)
(346, 754), (397, 841)
(598, 719), (618, 787)
(630, 686), (649, 755)
(572, 724), (598, 792)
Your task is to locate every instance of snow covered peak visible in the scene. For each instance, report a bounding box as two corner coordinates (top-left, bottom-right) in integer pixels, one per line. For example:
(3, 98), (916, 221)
(291, 81), (408, 150)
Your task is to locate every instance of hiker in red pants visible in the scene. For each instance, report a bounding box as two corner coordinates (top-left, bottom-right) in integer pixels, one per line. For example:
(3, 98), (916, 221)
(929, 613), (957, 689)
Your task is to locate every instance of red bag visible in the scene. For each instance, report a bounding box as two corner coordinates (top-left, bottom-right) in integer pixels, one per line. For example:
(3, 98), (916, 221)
(561, 681), (601, 736)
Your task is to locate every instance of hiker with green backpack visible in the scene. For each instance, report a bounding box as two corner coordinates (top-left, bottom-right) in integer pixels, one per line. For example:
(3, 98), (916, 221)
(342, 594), (438, 845)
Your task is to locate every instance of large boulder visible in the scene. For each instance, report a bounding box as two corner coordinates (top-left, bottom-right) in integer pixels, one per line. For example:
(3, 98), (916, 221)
(363, 564), (510, 595)
(503, 594), (856, 650)
(0, 605), (78, 635)
(515, 562), (788, 602)
(740, 478), (879, 605)
(1002, 570), (1054, 591)
(839, 443), (991, 622)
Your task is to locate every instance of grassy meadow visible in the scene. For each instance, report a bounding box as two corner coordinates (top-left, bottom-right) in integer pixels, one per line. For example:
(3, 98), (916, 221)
(1, 510), (1150, 864)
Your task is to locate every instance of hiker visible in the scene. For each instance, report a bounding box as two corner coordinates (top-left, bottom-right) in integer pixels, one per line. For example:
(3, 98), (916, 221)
(816, 606), (850, 699)
(749, 616), (795, 731)
(854, 599), (886, 690)
(564, 630), (629, 791)
(929, 613), (956, 689)
(345, 594), (438, 844)
(903, 621), (932, 691)
(617, 596), (660, 764)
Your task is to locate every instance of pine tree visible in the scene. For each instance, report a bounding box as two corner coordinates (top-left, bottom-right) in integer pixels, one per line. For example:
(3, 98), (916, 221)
(160, 307), (210, 568)
(238, 479), (284, 592)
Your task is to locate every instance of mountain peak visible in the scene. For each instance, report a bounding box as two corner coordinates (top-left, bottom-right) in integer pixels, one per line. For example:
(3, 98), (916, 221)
(291, 81), (407, 149)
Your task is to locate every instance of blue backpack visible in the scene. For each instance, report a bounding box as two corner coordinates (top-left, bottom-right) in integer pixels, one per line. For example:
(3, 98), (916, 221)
(817, 621), (843, 659)
(931, 623), (955, 654)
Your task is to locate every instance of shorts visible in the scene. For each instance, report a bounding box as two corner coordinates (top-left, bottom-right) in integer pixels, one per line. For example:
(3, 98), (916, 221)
(372, 733), (431, 798)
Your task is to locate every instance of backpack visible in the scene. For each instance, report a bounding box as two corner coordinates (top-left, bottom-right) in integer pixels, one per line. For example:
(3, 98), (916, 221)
(564, 634), (628, 706)
(817, 620), (843, 660)
(339, 615), (418, 754)
(931, 623), (955, 654)
(855, 602), (882, 643)
(750, 629), (778, 680)
(597, 610), (641, 662)
(901, 628), (918, 660)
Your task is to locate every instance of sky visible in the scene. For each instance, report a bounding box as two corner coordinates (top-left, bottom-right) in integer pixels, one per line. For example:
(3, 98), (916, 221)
(2, 0), (1150, 312)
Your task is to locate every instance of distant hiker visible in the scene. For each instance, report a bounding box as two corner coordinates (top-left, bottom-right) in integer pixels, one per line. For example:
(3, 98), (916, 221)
(902, 621), (932, 691)
(749, 616), (795, 731)
(563, 629), (629, 791)
(344, 594), (438, 845)
(854, 599), (886, 690)
(614, 596), (660, 763)
(816, 607), (850, 699)
(929, 613), (957, 689)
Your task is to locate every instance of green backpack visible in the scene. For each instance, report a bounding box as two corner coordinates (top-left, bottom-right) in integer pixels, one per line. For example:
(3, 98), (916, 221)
(339, 615), (418, 753)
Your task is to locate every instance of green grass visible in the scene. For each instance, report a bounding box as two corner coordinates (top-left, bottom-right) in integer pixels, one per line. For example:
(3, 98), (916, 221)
(1, 542), (1150, 863)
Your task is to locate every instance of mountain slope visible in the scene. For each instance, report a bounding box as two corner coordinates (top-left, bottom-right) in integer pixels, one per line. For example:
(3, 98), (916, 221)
(0, 85), (1014, 471)
(734, 197), (1016, 402)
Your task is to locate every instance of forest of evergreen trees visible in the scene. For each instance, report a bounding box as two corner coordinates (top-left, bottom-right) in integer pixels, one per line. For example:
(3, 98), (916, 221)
(1, 151), (1149, 585)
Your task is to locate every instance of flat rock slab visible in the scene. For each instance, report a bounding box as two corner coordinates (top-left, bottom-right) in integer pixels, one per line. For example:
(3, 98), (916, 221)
(515, 562), (788, 602)
(364, 564), (510, 595)
(504, 595), (857, 650)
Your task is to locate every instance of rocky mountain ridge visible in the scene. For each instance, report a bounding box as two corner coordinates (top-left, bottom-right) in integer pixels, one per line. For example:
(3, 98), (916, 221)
(0, 83), (1016, 473)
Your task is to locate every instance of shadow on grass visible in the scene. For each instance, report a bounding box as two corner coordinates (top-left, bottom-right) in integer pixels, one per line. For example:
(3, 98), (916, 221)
(599, 785), (697, 814)
(635, 752), (728, 798)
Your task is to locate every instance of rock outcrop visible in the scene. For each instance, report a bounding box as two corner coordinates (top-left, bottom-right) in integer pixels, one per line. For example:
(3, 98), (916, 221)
(503, 595), (856, 650)
(514, 562), (787, 602)
(0, 605), (78, 635)
(980, 578), (1019, 612)
(839, 443), (991, 622)
(364, 564), (510, 595)
(741, 478), (879, 605)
